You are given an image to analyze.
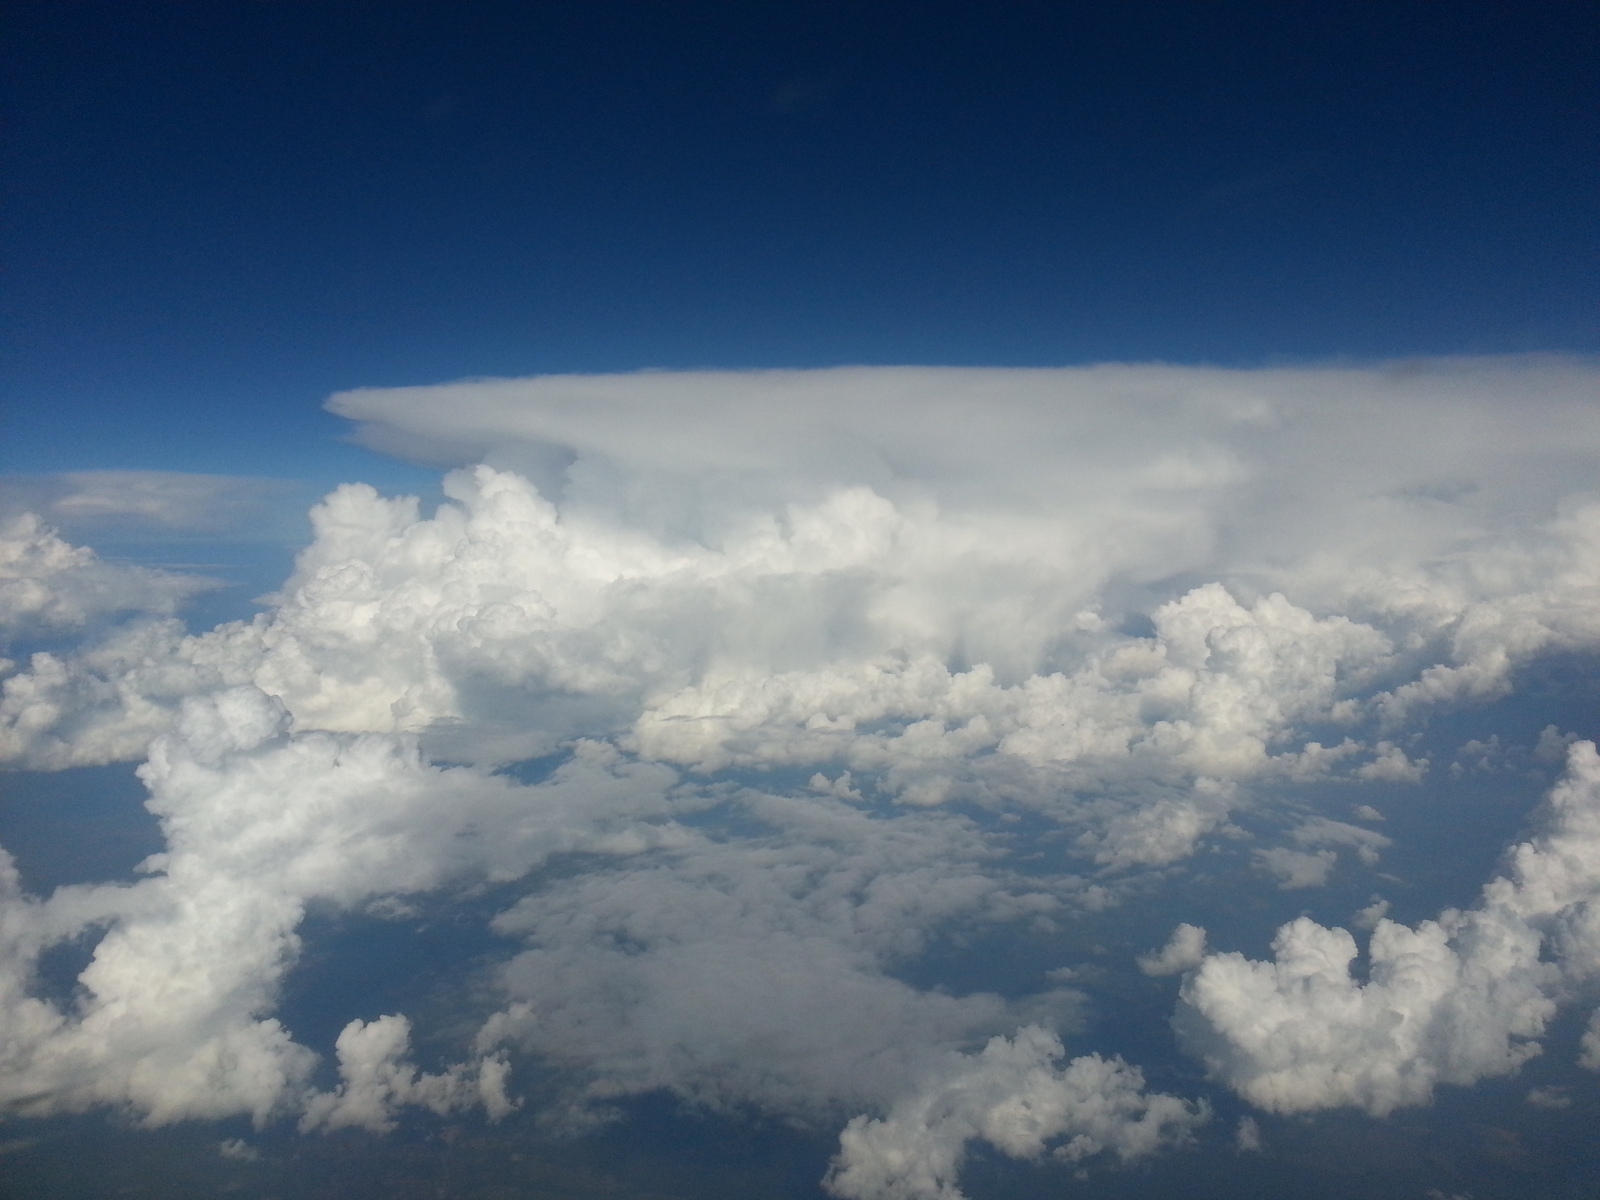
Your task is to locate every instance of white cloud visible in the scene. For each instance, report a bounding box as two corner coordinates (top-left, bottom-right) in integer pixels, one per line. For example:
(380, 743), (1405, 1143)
(327, 361), (1600, 695)
(1536, 725), (1581, 763)
(0, 686), (680, 1127)
(823, 1026), (1206, 1200)
(1352, 897), (1390, 931)
(1252, 816), (1394, 888)
(1139, 924), (1209, 975)
(1353, 741), (1428, 783)
(8, 362), (1598, 840)
(0, 514), (214, 633)
(299, 1014), (504, 1134)
(3, 359), (1599, 1195)
(0, 619), (224, 768)
(1291, 818), (1392, 866)
(1, 465), (1565, 869)
(1178, 741), (1600, 1116)
(327, 360), (1600, 517)
(0, 679), (1077, 1144)
(1254, 847), (1338, 889)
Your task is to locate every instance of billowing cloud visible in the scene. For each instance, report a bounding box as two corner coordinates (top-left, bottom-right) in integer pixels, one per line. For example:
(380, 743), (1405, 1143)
(2, 359), (1598, 1198)
(300, 1014), (515, 1133)
(1177, 740), (1600, 1117)
(824, 1026), (1206, 1200)
(0, 685), (679, 1126)
(1139, 923), (1208, 976)
(0, 514), (215, 634)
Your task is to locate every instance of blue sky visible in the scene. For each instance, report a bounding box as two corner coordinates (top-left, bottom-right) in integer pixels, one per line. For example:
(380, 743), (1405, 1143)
(3, 1), (1595, 482)
(3, 6), (1600, 1200)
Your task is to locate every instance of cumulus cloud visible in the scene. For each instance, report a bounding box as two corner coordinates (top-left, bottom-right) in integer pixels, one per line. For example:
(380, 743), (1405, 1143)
(7, 362), (1597, 825)
(0, 679), (1082, 1144)
(1139, 924), (1209, 975)
(0, 514), (214, 634)
(1178, 741), (1600, 1116)
(824, 1026), (1206, 1200)
(300, 1014), (508, 1133)
(3, 359), (1599, 1195)
(0, 686), (679, 1126)
(7, 463), (1588, 857)
(0, 618), (222, 768)
(1352, 897), (1391, 931)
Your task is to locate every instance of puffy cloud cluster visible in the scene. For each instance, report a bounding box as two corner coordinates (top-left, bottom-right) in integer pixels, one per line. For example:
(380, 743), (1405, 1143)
(1138, 923), (1208, 976)
(3, 463), (1587, 859)
(2, 359), (1599, 1197)
(1178, 740), (1600, 1116)
(0, 678), (1093, 1177)
(6, 363), (1597, 823)
(0, 513), (214, 634)
(300, 1014), (517, 1133)
(824, 1026), (1206, 1200)
(0, 685), (675, 1127)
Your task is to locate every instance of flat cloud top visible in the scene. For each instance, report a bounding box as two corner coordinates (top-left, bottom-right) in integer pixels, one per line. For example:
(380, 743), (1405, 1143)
(329, 361), (1600, 623)
(329, 357), (1600, 501)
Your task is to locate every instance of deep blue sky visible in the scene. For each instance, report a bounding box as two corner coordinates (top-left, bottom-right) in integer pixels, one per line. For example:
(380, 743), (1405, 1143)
(2, 1), (1595, 481)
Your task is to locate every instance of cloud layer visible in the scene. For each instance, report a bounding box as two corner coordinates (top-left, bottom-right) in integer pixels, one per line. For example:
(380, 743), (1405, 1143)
(2, 359), (1598, 1197)
(0, 471), (298, 541)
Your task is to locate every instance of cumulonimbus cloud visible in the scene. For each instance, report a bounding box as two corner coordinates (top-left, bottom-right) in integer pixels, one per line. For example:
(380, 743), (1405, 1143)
(1, 358), (1597, 1197)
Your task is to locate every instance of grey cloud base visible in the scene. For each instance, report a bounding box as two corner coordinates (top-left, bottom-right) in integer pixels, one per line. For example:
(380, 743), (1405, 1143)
(1, 359), (1598, 1199)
